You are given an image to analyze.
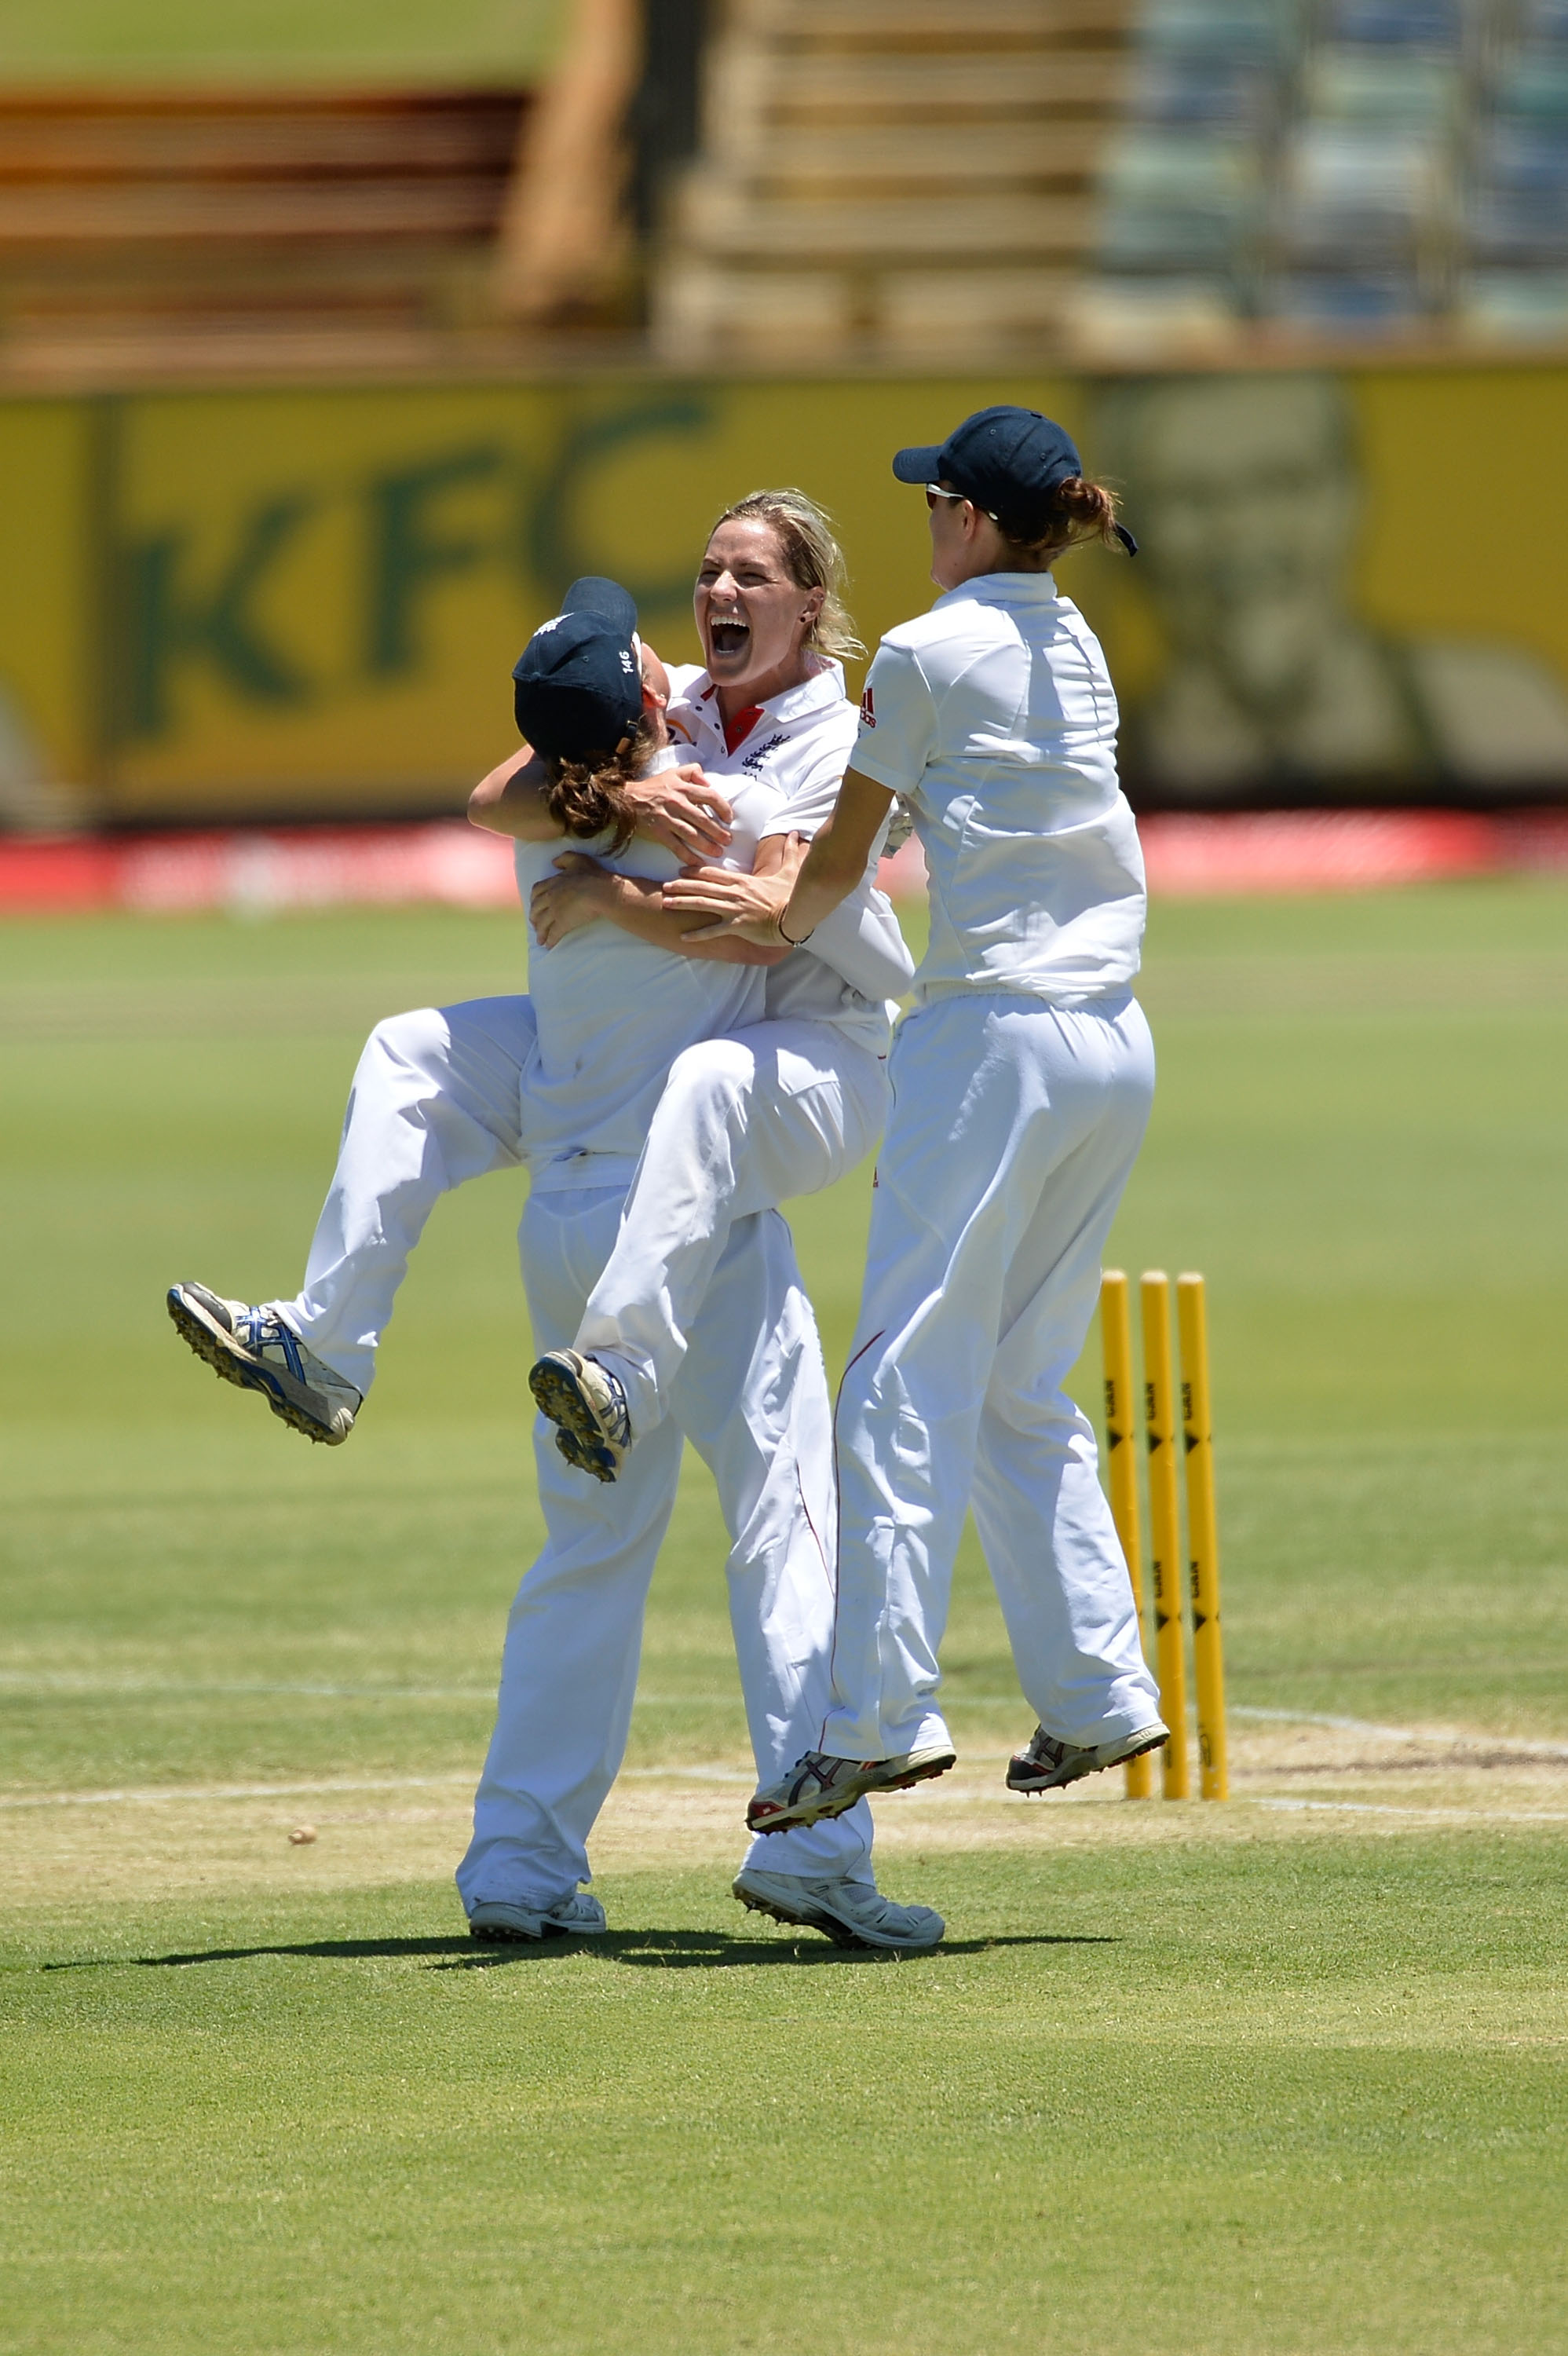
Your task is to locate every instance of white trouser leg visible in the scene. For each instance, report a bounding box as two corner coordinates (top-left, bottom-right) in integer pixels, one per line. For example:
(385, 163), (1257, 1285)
(458, 1189), (684, 1913)
(821, 992), (1162, 1760)
(969, 1120), (1165, 1747)
(456, 1191), (872, 1914)
(575, 1019), (888, 1439)
(275, 998), (534, 1397)
(670, 1207), (875, 1882)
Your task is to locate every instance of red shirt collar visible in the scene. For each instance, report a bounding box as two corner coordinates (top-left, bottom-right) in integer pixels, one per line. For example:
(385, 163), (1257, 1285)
(722, 704), (763, 755)
(697, 682), (765, 754)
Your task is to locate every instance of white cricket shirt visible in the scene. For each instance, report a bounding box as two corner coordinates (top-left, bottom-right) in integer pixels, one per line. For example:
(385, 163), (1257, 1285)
(667, 657), (912, 1045)
(514, 748), (771, 1191)
(850, 574), (1146, 1004)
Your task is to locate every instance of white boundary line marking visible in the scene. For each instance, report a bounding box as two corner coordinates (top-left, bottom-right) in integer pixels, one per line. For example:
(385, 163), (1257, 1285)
(0, 1766), (753, 1811)
(0, 1680), (752, 1706)
(5, 1684), (1566, 1760)
(1254, 1798), (1568, 1823)
(1231, 1706), (1568, 1759)
(4, 1705), (1564, 1815)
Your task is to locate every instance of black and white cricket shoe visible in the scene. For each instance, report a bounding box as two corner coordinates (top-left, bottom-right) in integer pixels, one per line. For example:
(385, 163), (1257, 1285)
(733, 1869), (944, 1952)
(1006, 1720), (1169, 1795)
(467, 1890), (609, 1942)
(745, 1744), (956, 1834)
(528, 1348), (631, 1482)
(167, 1281), (361, 1445)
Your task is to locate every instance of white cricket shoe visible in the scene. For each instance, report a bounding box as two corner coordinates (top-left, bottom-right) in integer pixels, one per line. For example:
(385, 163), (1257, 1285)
(1006, 1720), (1169, 1794)
(528, 1348), (632, 1482)
(467, 1890), (609, 1942)
(733, 1868), (944, 1952)
(745, 1744), (956, 1834)
(167, 1281), (360, 1445)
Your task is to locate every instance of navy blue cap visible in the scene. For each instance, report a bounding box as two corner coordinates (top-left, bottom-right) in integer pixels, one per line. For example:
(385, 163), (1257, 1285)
(558, 575), (638, 635)
(512, 576), (643, 760)
(893, 405), (1136, 554)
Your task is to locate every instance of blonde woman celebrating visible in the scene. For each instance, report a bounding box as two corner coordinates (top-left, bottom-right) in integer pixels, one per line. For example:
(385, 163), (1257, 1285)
(524, 490), (912, 1483)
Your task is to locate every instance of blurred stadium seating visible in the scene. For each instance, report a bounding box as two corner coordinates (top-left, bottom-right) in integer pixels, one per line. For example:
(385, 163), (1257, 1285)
(654, 0), (1568, 361)
(0, 87), (530, 377)
(0, 0), (651, 379)
(1087, 0), (1568, 354)
(652, 0), (1133, 361)
(4, 1), (1566, 372)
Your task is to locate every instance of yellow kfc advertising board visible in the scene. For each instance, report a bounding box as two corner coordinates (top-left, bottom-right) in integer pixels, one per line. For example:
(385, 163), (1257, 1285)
(2, 366), (1566, 826)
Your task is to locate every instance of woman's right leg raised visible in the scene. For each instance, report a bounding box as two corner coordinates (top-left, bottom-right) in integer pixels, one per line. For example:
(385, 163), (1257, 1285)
(573, 1018), (886, 1438)
(277, 997), (535, 1398)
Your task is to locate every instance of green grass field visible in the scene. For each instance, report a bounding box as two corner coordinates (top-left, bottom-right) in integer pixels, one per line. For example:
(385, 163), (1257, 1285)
(3, 880), (1566, 2354)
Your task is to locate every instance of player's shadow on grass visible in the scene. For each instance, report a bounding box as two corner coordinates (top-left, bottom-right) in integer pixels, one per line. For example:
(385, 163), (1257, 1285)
(444, 1929), (1115, 1971)
(50, 1929), (1113, 1974)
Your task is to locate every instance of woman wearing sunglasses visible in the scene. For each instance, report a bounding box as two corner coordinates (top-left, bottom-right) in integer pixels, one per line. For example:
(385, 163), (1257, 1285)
(667, 406), (1170, 1837)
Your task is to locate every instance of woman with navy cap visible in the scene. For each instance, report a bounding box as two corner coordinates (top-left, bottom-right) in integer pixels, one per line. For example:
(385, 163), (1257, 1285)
(670, 406), (1171, 1832)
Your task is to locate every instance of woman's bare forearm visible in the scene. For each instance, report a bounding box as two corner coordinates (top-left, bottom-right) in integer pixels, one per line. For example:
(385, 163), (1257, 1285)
(470, 754), (737, 854)
(779, 771), (896, 939)
(468, 750), (559, 840)
(598, 873), (787, 966)
(663, 770), (894, 946)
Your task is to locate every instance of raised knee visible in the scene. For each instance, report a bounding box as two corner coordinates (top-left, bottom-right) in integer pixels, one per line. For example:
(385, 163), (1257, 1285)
(664, 1037), (754, 1110)
(367, 1007), (445, 1066)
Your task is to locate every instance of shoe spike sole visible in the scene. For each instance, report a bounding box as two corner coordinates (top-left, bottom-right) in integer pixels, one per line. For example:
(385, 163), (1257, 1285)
(530, 1359), (621, 1480)
(1007, 1725), (1169, 1795)
(467, 1920), (580, 1944)
(748, 1747), (956, 1835)
(166, 1290), (344, 1447)
(732, 1884), (880, 1952)
(551, 1425), (618, 1484)
(530, 1359), (620, 1450)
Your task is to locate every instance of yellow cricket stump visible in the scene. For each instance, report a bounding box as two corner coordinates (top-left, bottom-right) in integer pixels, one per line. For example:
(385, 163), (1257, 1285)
(1099, 1271), (1153, 1799)
(1140, 1271), (1190, 1798)
(1098, 1266), (1230, 1803)
(1178, 1273), (1229, 1800)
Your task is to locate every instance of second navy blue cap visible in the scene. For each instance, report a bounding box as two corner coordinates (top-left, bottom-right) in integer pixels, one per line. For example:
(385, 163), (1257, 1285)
(893, 405), (1136, 553)
(512, 576), (643, 760)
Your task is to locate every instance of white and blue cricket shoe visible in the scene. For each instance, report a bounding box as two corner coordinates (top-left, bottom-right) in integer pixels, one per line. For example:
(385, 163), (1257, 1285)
(733, 1868), (944, 1952)
(1005, 1720), (1169, 1794)
(528, 1347), (631, 1483)
(167, 1281), (360, 1445)
(467, 1890), (609, 1942)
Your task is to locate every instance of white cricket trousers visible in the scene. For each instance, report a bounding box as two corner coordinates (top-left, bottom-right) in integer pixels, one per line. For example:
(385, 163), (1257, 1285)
(262, 997), (873, 1896)
(821, 989), (1164, 1762)
(457, 1184), (874, 1910)
(576, 1017), (890, 1438)
(277, 998), (534, 1400)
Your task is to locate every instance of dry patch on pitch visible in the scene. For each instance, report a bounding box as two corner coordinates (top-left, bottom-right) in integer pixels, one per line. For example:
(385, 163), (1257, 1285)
(3, 1714), (1564, 1915)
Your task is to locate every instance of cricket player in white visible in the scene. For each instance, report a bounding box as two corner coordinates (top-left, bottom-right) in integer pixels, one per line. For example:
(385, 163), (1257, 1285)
(667, 408), (1170, 1831)
(168, 579), (938, 1951)
(525, 492), (908, 1480)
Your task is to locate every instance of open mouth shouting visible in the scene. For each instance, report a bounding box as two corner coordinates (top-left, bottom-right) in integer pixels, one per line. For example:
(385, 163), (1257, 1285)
(707, 611), (752, 666)
(695, 514), (823, 703)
